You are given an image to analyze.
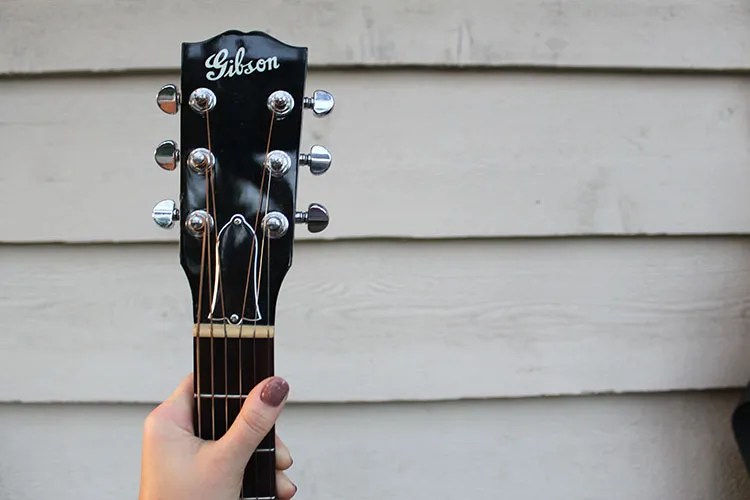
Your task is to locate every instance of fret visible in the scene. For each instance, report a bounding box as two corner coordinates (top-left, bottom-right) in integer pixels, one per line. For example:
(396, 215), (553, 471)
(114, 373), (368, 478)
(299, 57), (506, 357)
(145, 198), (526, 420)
(195, 393), (248, 399)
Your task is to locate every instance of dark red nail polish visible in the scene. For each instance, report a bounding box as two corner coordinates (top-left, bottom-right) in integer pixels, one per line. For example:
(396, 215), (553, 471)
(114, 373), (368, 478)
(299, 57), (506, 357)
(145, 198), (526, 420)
(260, 377), (289, 407)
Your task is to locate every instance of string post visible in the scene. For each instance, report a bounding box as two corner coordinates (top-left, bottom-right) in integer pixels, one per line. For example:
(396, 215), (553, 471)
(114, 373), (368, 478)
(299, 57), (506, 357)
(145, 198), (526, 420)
(188, 87), (217, 114)
(261, 212), (289, 239)
(267, 90), (294, 118)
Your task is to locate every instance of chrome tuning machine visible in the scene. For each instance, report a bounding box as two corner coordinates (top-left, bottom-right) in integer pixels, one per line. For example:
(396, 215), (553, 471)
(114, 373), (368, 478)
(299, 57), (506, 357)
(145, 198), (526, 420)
(152, 200), (180, 229)
(156, 84), (180, 114)
(299, 145), (332, 175)
(295, 203), (329, 233)
(303, 90), (334, 117)
(154, 140), (179, 171)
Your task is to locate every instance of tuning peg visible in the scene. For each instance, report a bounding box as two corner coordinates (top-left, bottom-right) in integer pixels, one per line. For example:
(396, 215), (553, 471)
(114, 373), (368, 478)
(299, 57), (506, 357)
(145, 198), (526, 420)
(154, 140), (180, 171)
(299, 145), (332, 175)
(303, 90), (334, 117)
(157, 84), (180, 114)
(295, 203), (329, 233)
(152, 199), (180, 229)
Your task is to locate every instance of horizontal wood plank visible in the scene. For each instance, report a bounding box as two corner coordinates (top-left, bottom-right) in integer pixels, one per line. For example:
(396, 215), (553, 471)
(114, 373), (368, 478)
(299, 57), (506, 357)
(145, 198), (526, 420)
(3, 71), (750, 242)
(2, 238), (750, 403)
(3, 0), (750, 74)
(1, 392), (748, 499)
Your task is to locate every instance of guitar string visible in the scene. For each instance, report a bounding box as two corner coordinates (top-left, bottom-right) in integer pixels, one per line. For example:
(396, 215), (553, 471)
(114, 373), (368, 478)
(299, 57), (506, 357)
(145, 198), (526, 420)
(264, 192), (274, 496)
(254, 108), (277, 497)
(202, 113), (218, 441)
(194, 225), (209, 440)
(256, 109), (277, 498)
(204, 112), (231, 437)
(238, 108), (276, 498)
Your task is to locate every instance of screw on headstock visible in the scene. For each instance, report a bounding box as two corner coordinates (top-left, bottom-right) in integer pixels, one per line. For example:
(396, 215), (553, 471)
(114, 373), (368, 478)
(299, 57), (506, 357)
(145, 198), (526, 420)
(299, 145), (332, 175)
(303, 90), (334, 117)
(156, 84), (180, 114)
(295, 203), (329, 233)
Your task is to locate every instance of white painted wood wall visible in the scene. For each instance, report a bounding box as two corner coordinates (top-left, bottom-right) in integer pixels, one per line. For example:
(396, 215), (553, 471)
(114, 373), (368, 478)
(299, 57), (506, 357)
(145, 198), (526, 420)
(2, 1), (750, 498)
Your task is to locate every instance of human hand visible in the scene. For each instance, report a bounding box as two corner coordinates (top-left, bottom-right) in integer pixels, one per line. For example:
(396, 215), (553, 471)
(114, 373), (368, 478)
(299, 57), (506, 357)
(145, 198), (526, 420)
(138, 374), (296, 500)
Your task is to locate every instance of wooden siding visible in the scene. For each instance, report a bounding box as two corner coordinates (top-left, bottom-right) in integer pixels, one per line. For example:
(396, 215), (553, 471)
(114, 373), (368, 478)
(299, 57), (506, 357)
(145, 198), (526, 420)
(3, 72), (750, 242)
(1, 392), (748, 499)
(2, 239), (750, 403)
(3, 0), (750, 74)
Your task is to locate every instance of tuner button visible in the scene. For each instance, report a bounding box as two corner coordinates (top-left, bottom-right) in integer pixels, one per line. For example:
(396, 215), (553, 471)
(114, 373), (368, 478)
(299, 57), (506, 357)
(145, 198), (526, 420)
(157, 84), (180, 114)
(295, 203), (329, 233)
(303, 90), (334, 117)
(299, 145), (332, 175)
(154, 140), (180, 171)
(152, 199), (179, 229)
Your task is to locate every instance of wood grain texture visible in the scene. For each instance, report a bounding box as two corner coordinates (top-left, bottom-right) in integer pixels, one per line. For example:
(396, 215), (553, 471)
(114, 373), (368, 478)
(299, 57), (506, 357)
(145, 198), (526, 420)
(4, 71), (750, 242)
(3, 0), (750, 74)
(1, 392), (748, 500)
(3, 239), (750, 403)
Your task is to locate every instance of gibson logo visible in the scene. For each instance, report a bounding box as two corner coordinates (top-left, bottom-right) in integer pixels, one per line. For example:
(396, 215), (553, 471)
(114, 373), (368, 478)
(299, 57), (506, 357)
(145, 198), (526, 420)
(204, 47), (280, 81)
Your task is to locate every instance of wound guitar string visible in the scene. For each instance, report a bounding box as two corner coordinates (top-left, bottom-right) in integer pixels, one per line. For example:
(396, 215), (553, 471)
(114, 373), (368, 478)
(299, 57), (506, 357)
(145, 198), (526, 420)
(257, 110), (277, 500)
(237, 108), (277, 499)
(194, 221), (209, 440)
(204, 111), (230, 439)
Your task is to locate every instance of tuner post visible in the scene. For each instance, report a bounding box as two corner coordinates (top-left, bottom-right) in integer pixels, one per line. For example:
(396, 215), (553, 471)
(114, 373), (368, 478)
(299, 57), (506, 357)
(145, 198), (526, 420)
(262, 212), (289, 239)
(267, 90), (294, 118)
(295, 203), (329, 233)
(188, 88), (217, 114)
(185, 210), (214, 238)
(187, 148), (215, 174)
(264, 150), (292, 177)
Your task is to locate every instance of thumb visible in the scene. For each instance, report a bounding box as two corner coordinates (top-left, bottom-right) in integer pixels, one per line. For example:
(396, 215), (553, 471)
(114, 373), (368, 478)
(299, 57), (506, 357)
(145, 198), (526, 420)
(213, 376), (289, 468)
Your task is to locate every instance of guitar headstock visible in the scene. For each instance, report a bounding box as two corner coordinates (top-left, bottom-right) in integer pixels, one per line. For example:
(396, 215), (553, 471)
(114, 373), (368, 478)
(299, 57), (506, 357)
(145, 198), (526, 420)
(151, 30), (333, 329)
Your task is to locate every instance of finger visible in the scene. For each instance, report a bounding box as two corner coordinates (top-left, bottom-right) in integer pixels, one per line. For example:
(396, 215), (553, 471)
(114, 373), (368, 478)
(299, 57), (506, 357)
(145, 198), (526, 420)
(215, 376), (289, 468)
(276, 471), (298, 499)
(276, 435), (293, 470)
(145, 373), (195, 434)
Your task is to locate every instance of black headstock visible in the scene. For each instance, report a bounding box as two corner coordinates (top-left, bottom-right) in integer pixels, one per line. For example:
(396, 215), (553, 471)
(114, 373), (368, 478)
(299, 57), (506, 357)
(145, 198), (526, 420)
(152, 30), (333, 328)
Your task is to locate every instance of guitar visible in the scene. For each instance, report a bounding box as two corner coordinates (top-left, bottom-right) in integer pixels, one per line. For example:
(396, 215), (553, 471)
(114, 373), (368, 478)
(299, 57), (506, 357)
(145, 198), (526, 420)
(150, 30), (333, 499)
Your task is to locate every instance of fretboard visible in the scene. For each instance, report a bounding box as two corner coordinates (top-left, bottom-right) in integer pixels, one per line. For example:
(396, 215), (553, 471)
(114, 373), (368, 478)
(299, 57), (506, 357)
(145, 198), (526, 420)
(193, 329), (276, 499)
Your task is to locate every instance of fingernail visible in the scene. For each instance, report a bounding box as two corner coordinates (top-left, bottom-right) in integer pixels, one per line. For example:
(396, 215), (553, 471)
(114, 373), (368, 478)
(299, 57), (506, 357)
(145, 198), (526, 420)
(260, 377), (289, 407)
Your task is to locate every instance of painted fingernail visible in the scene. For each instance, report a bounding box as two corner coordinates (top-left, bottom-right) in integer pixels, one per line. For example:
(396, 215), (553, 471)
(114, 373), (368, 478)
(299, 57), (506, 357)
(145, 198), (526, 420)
(260, 377), (289, 407)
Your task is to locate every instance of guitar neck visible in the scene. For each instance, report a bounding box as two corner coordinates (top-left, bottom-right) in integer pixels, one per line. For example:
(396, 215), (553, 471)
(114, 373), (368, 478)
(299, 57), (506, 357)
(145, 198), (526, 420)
(152, 28), (334, 500)
(193, 325), (276, 498)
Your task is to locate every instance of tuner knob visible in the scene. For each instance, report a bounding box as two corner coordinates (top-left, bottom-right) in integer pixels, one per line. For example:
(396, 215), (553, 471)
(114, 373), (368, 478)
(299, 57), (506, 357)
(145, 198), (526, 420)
(303, 90), (334, 117)
(295, 203), (329, 233)
(154, 140), (180, 171)
(157, 84), (180, 114)
(299, 145), (332, 175)
(152, 199), (180, 229)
